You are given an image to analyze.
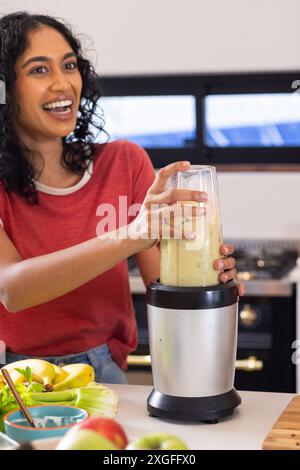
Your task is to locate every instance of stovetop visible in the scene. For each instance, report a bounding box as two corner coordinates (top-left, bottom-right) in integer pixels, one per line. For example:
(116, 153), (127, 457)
(234, 248), (298, 281)
(229, 240), (299, 281)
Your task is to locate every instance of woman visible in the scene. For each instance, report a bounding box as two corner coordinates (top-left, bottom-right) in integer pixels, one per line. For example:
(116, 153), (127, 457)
(0, 12), (242, 383)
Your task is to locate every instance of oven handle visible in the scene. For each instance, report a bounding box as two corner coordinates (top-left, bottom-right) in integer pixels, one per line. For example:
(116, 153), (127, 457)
(127, 355), (151, 366)
(127, 354), (263, 371)
(235, 356), (263, 372)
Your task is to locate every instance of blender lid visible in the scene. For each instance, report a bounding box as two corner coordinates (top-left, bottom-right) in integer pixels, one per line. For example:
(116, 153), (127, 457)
(147, 280), (238, 310)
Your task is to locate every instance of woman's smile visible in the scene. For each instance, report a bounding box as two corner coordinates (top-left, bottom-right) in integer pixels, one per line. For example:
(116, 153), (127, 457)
(42, 94), (75, 121)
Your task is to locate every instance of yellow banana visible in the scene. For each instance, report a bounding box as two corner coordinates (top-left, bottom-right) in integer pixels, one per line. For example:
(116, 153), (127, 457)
(0, 375), (5, 390)
(52, 364), (95, 391)
(52, 365), (68, 385)
(1, 359), (55, 386)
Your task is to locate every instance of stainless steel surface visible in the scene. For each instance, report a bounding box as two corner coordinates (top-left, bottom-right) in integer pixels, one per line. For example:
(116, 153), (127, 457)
(147, 303), (238, 398)
(130, 275), (294, 296)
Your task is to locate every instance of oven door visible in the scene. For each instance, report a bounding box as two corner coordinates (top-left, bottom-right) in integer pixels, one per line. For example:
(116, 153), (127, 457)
(234, 289), (296, 392)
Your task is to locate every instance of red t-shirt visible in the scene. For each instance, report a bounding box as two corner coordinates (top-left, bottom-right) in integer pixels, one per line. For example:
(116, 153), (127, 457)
(0, 140), (155, 369)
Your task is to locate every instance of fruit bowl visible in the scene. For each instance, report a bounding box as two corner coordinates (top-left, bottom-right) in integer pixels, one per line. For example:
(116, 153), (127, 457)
(4, 405), (88, 443)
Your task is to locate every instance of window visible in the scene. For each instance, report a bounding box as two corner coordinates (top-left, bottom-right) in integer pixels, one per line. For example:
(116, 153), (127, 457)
(205, 93), (300, 147)
(99, 72), (300, 167)
(99, 95), (196, 148)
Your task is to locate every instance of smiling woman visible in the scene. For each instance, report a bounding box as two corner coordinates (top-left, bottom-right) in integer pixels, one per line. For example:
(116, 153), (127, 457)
(0, 13), (106, 196)
(15, 28), (82, 141)
(0, 12), (239, 384)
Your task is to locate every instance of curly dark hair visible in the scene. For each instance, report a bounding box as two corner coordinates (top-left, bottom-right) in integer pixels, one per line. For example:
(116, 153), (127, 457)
(0, 11), (107, 203)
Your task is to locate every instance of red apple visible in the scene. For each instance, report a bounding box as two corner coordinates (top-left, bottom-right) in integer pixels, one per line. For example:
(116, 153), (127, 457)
(78, 417), (128, 449)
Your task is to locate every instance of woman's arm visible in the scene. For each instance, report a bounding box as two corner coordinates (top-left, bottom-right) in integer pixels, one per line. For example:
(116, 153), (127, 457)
(0, 225), (142, 313)
(135, 245), (160, 287)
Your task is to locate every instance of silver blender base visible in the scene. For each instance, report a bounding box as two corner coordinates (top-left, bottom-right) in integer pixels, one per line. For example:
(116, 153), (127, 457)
(147, 388), (241, 423)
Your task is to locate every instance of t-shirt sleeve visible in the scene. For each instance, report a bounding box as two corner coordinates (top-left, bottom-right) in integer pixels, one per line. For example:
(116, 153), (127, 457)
(126, 141), (156, 223)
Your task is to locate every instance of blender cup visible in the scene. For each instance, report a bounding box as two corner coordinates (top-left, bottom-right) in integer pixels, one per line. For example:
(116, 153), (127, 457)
(160, 165), (224, 287)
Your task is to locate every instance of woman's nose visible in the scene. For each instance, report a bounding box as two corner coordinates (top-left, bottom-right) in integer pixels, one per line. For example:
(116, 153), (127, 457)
(49, 69), (71, 92)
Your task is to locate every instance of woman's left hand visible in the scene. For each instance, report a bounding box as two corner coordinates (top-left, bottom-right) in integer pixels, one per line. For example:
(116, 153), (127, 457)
(214, 244), (245, 296)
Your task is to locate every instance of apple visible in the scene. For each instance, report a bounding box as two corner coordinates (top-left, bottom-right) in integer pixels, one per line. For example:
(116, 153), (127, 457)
(56, 428), (118, 450)
(79, 417), (128, 449)
(126, 432), (189, 450)
(56, 417), (128, 450)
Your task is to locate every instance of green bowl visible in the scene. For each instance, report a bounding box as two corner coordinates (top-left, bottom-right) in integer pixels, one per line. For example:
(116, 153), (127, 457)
(4, 405), (88, 443)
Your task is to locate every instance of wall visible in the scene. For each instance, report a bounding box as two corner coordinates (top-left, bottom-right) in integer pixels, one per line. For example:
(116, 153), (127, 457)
(1, 0), (300, 239)
(1, 0), (300, 75)
(219, 172), (300, 240)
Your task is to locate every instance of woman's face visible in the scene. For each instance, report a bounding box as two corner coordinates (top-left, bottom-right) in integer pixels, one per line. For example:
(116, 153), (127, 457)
(14, 25), (83, 141)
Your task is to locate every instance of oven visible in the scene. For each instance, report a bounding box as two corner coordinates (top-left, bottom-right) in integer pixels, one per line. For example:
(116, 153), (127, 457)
(235, 282), (296, 392)
(126, 240), (298, 393)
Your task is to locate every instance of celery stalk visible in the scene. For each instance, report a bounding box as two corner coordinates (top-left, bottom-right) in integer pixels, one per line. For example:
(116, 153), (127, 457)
(31, 383), (119, 418)
(31, 389), (77, 402)
(74, 386), (119, 418)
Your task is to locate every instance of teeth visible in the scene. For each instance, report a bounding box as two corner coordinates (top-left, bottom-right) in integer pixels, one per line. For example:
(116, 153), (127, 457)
(43, 100), (73, 110)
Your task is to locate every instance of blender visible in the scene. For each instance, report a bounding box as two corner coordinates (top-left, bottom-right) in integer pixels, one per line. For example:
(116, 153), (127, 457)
(146, 165), (241, 423)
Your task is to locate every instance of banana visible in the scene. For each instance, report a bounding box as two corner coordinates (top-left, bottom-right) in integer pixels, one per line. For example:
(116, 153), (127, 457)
(52, 365), (68, 385)
(0, 375), (5, 390)
(52, 364), (95, 391)
(1, 359), (55, 386)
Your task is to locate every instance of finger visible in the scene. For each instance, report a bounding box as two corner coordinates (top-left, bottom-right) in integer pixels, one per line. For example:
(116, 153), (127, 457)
(220, 244), (235, 256)
(237, 283), (246, 296)
(214, 257), (236, 271)
(148, 161), (191, 194)
(156, 203), (205, 223)
(219, 268), (237, 283)
(148, 188), (208, 206)
(146, 203), (178, 239)
(146, 203), (206, 231)
(157, 205), (197, 240)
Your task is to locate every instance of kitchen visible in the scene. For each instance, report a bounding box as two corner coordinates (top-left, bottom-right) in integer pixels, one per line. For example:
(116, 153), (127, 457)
(1, 0), (300, 457)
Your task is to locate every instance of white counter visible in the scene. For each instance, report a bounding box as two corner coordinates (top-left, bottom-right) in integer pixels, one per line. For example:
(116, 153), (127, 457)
(33, 384), (294, 450)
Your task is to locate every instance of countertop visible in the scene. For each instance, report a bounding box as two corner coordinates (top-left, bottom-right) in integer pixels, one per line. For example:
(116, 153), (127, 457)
(34, 384), (295, 450)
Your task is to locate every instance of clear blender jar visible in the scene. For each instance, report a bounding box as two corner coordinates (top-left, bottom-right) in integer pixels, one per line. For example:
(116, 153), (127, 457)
(160, 165), (223, 287)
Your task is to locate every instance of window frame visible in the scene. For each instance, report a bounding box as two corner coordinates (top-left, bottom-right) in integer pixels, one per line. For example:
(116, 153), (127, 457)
(99, 71), (300, 168)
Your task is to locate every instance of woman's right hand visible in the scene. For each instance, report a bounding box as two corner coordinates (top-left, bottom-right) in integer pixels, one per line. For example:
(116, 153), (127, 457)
(128, 161), (208, 251)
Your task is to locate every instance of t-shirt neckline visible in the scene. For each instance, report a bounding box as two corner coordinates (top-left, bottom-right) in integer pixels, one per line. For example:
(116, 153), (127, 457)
(34, 160), (94, 196)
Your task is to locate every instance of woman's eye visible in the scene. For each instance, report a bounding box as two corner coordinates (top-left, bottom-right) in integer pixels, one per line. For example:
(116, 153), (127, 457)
(30, 66), (48, 74)
(64, 61), (78, 70)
